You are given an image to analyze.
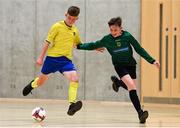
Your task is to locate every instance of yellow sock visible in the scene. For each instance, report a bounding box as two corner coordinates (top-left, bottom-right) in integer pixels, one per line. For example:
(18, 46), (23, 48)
(31, 77), (39, 88)
(68, 82), (78, 103)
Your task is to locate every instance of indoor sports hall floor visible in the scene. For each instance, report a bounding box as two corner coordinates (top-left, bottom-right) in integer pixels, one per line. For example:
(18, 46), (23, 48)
(0, 98), (180, 128)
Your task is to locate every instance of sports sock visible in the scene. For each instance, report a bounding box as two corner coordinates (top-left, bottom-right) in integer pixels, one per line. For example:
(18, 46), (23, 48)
(31, 77), (39, 88)
(129, 90), (142, 114)
(68, 82), (78, 103)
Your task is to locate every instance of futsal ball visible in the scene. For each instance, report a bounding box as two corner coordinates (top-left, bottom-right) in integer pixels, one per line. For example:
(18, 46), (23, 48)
(32, 107), (46, 122)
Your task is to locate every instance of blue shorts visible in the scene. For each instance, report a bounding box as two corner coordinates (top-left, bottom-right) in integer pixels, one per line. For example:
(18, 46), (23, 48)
(41, 56), (76, 74)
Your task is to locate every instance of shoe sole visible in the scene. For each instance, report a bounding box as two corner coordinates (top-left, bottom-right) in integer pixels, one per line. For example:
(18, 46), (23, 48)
(112, 83), (119, 92)
(111, 76), (119, 92)
(139, 111), (149, 123)
(67, 101), (82, 116)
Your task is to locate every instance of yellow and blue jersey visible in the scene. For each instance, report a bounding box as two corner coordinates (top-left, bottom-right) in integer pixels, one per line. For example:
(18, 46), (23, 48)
(46, 20), (81, 60)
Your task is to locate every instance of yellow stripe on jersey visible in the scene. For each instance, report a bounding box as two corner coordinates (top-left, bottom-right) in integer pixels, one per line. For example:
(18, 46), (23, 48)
(46, 21), (81, 60)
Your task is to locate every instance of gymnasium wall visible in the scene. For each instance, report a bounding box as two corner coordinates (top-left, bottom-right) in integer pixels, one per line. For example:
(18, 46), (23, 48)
(0, 0), (140, 101)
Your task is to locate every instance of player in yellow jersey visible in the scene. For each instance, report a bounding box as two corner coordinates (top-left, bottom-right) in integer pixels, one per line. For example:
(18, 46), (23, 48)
(22, 6), (82, 116)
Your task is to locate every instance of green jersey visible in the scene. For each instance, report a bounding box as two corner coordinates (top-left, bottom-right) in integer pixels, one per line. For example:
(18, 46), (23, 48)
(77, 31), (155, 66)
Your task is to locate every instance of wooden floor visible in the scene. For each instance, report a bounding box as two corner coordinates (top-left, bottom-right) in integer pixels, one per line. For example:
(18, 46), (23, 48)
(0, 98), (180, 128)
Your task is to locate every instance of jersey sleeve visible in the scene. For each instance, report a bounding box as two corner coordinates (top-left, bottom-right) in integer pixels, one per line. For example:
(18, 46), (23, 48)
(74, 29), (81, 45)
(46, 23), (59, 45)
(77, 36), (106, 50)
(129, 33), (155, 64)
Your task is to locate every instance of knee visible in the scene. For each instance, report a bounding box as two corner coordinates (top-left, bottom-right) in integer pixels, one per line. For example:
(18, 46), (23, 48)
(70, 76), (79, 82)
(127, 82), (136, 91)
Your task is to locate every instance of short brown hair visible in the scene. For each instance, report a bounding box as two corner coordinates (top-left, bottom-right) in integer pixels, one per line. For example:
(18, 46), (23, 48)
(108, 17), (122, 27)
(67, 6), (80, 16)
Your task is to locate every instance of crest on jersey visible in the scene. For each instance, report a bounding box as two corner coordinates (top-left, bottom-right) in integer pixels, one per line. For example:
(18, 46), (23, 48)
(115, 39), (121, 47)
(116, 42), (121, 47)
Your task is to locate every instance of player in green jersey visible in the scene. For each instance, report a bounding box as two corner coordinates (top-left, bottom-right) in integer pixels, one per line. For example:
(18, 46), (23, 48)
(77, 17), (160, 123)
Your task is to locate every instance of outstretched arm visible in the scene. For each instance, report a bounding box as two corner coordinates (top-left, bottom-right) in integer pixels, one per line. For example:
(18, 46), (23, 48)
(73, 29), (105, 52)
(129, 34), (160, 69)
(77, 40), (105, 50)
(36, 22), (58, 66)
(36, 41), (49, 67)
(129, 35), (155, 63)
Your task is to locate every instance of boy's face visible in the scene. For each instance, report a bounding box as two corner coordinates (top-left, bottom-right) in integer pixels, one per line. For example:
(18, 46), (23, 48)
(65, 13), (78, 26)
(109, 25), (122, 38)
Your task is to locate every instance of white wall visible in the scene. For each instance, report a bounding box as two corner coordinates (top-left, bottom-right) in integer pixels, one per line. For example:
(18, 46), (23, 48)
(0, 0), (141, 101)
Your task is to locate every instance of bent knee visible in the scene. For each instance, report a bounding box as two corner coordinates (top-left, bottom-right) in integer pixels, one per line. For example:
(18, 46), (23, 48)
(70, 76), (79, 82)
(127, 83), (136, 91)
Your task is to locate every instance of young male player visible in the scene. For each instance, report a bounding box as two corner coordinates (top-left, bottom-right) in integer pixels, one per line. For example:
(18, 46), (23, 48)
(22, 6), (82, 116)
(77, 17), (160, 123)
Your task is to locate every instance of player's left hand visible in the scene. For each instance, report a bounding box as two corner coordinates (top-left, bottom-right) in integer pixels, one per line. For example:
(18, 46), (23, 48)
(95, 47), (105, 53)
(153, 60), (160, 69)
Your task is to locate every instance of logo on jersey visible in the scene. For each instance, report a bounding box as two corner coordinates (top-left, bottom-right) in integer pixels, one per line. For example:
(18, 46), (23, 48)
(115, 39), (121, 47)
(116, 42), (121, 47)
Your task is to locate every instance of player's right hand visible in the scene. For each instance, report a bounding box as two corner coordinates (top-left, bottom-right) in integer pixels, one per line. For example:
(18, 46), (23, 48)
(95, 47), (105, 53)
(36, 58), (43, 67)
